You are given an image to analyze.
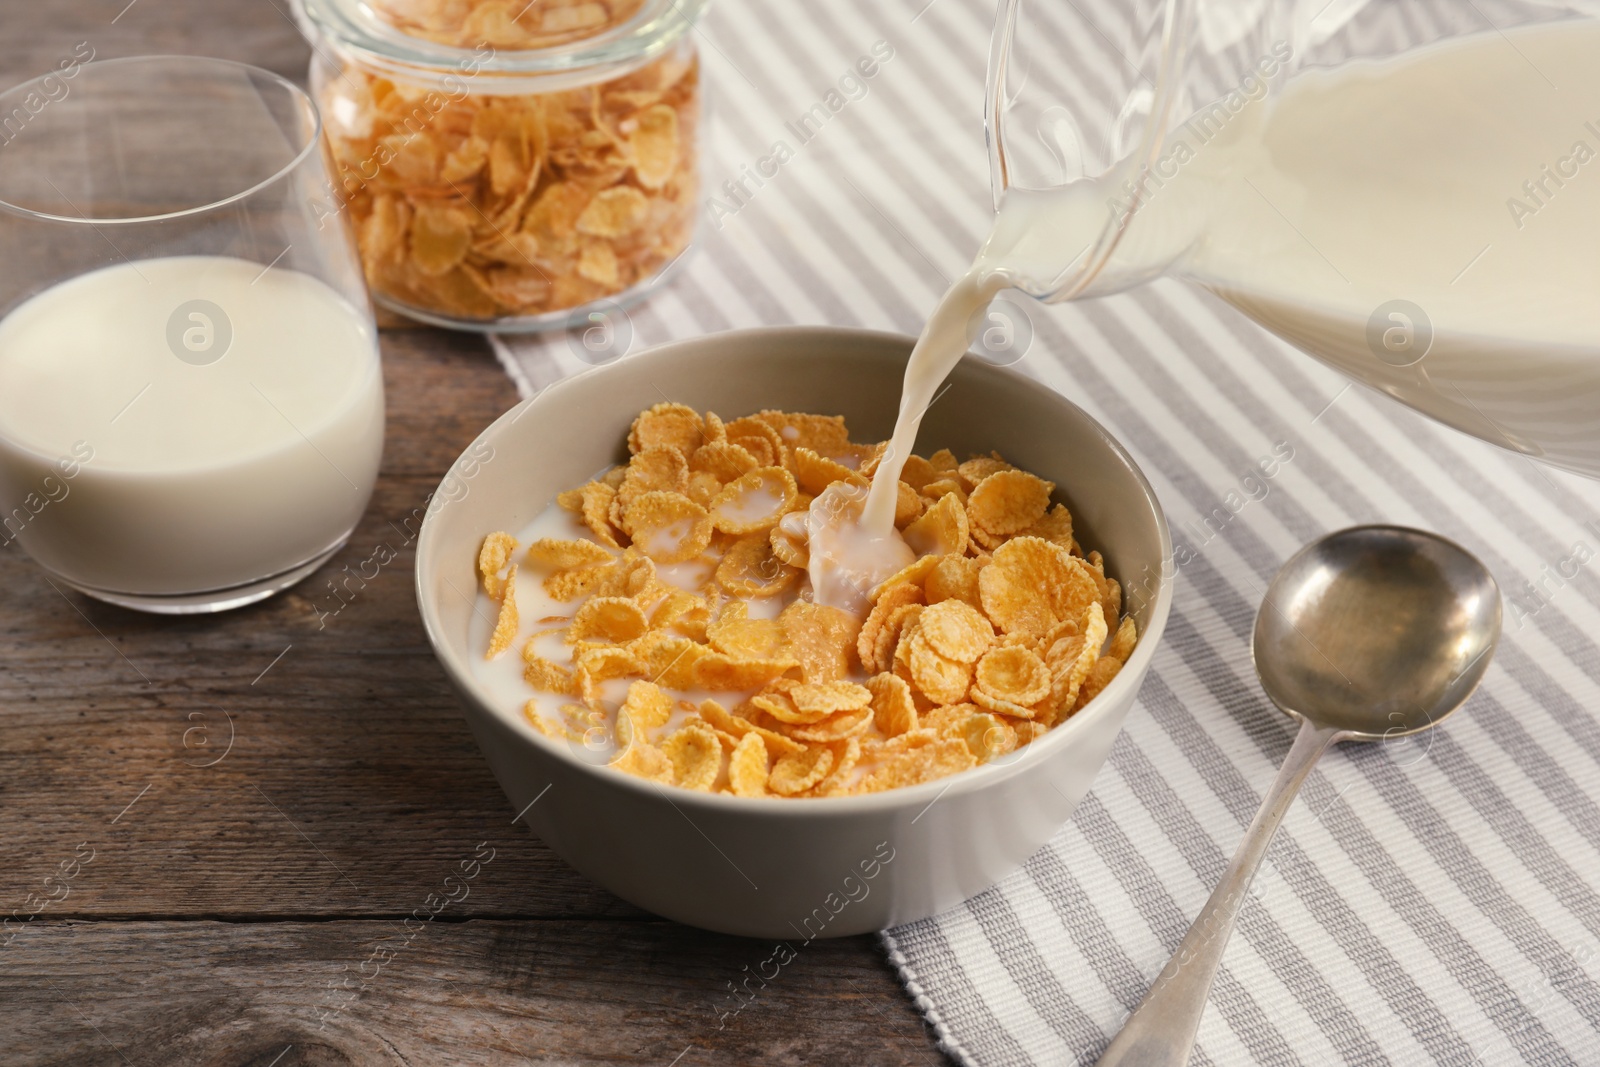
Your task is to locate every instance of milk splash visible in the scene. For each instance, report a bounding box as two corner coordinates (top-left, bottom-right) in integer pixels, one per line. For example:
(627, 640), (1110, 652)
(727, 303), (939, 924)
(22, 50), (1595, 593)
(805, 270), (1008, 614)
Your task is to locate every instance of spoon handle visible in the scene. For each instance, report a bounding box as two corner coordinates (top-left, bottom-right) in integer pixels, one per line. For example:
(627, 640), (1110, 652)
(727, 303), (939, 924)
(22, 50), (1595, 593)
(1094, 718), (1342, 1067)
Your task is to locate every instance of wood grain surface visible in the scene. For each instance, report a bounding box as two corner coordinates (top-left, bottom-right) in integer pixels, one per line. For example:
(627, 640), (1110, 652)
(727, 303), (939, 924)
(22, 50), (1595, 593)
(0, 6), (948, 1063)
(0, 920), (941, 1066)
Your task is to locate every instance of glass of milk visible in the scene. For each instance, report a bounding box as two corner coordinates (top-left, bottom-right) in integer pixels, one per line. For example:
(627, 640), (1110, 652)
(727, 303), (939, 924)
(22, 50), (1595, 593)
(0, 56), (384, 612)
(982, 1), (1600, 478)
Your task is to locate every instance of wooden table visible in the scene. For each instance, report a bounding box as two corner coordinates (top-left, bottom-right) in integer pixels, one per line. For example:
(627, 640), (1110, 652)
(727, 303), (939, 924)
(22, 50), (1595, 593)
(0, 6), (946, 1063)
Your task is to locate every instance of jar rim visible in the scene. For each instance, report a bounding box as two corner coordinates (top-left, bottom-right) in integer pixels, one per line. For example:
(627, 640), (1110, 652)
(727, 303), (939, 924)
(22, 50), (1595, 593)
(299, 0), (708, 86)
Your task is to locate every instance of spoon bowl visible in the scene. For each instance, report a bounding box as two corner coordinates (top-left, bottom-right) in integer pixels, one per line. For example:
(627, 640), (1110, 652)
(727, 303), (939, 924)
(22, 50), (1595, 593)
(1252, 525), (1502, 739)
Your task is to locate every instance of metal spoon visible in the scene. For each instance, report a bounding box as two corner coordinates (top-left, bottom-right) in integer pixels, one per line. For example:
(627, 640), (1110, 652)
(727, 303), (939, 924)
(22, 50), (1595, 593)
(1095, 525), (1501, 1067)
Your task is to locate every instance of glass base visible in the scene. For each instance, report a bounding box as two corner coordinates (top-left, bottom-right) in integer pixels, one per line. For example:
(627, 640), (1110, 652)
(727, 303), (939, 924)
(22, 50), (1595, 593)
(52, 539), (348, 615)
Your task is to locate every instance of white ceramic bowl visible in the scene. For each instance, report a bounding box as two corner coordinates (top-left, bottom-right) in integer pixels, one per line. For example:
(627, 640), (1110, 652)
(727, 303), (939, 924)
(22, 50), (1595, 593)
(415, 326), (1172, 938)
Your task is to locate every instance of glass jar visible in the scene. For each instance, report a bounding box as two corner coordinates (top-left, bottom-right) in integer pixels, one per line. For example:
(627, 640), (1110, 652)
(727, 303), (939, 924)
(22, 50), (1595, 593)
(300, 0), (704, 331)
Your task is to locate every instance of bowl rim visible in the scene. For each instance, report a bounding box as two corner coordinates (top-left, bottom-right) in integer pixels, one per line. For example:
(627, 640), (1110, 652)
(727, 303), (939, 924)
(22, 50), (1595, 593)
(415, 324), (1174, 817)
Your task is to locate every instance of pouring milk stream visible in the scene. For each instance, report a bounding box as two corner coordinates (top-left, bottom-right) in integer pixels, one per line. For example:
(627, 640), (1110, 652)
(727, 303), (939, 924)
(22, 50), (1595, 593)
(806, 19), (1600, 610)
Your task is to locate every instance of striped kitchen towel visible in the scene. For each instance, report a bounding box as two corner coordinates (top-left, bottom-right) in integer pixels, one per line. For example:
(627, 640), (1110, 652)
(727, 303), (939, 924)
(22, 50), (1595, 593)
(493, 0), (1600, 1062)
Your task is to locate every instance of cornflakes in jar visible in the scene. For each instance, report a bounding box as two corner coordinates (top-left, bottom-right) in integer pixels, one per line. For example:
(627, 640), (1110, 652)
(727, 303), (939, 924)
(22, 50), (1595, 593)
(301, 0), (702, 330)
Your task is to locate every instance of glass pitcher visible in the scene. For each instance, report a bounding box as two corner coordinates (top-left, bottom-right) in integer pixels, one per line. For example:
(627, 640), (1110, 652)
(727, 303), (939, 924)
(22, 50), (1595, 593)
(984, 0), (1600, 476)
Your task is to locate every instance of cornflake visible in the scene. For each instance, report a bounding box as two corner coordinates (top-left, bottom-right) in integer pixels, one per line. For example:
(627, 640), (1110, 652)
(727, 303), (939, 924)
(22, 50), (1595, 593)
(623, 491), (712, 564)
(569, 596), (649, 644)
(660, 721), (720, 790)
(488, 404), (1141, 796)
(727, 732), (769, 797)
(478, 531), (517, 598)
(706, 602), (786, 661)
(486, 564), (519, 658)
(768, 745), (834, 796)
(630, 401), (705, 457)
(710, 467), (798, 535)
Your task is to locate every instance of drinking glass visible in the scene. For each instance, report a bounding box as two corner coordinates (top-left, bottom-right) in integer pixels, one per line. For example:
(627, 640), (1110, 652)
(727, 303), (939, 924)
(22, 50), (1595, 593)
(986, 0), (1600, 476)
(0, 56), (384, 613)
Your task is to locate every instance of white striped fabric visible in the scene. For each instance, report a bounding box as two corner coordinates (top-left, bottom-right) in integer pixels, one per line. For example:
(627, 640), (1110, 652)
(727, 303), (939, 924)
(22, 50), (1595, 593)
(493, 1), (1600, 1063)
